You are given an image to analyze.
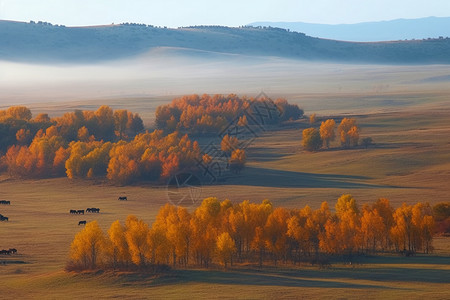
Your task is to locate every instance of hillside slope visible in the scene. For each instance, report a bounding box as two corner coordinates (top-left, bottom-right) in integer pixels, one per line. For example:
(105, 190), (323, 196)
(1, 20), (450, 64)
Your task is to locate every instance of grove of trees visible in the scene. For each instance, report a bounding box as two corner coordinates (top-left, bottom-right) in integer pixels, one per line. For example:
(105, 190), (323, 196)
(67, 196), (437, 271)
(0, 105), (203, 184)
(155, 94), (304, 134)
(303, 117), (363, 151)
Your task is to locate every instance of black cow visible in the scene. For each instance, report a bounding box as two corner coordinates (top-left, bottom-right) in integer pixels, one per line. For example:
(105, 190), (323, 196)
(0, 216), (8, 221)
(93, 208), (100, 213)
(78, 220), (86, 226)
(77, 210), (84, 215)
(0, 200), (10, 205)
(8, 248), (17, 254)
(118, 196), (127, 201)
(70, 209), (77, 214)
(0, 249), (10, 255)
(86, 208), (92, 213)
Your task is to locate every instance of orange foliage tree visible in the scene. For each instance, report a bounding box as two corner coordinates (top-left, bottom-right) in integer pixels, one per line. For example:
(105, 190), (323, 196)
(338, 118), (360, 148)
(319, 119), (336, 148)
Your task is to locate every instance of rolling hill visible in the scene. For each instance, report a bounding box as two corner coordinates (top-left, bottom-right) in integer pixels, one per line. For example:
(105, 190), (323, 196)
(1, 20), (450, 64)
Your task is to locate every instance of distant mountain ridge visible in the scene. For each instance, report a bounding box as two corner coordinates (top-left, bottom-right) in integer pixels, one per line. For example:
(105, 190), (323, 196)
(249, 17), (450, 42)
(1, 20), (450, 64)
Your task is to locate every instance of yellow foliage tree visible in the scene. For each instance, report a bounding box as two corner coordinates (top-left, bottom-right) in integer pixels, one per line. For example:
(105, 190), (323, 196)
(319, 119), (336, 148)
(69, 221), (107, 269)
(125, 215), (151, 266)
(302, 128), (322, 151)
(338, 118), (359, 148)
(107, 220), (131, 269)
(216, 232), (236, 267)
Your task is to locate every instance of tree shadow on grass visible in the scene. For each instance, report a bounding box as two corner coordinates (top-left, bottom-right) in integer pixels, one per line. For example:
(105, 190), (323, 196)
(171, 269), (396, 290)
(221, 166), (401, 189)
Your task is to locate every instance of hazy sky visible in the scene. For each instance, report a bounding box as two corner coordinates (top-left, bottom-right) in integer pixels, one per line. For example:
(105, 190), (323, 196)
(0, 0), (449, 27)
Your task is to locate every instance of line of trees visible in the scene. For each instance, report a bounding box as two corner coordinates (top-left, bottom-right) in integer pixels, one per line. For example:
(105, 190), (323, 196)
(303, 117), (367, 151)
(155, 94), (304, 134)
(67, 196), (436, 271)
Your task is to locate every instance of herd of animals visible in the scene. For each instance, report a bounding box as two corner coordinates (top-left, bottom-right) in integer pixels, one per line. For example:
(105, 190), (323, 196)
(1, 199), (10, 221)
(0, 196), (129, 261)
(1, 200), (15, 259)
(0, 248), (17, 255)
(72, 196), (127, 226)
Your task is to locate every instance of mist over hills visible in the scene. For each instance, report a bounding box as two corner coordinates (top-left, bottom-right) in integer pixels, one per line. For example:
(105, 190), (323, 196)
(249, 17), (450, 42)
(1, 20), (450, 64)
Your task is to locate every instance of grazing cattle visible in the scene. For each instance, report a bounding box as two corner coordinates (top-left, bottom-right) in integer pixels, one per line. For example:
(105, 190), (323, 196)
(86, 208), (92, 213)
(0, 216), (8, 221)
(70, 209), (77, 214)
(0, 249), (11, 255)
(8, 248), (17, 254)
(77, 210), (84, 215)
(0, 200), (10, 205)
(78, 220), (86, 226)
(118, 196), (127, 201)
(93, 208), (100, 213)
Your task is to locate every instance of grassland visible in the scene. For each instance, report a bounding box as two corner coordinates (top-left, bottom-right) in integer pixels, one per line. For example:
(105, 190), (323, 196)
(1, 88), (450, 298)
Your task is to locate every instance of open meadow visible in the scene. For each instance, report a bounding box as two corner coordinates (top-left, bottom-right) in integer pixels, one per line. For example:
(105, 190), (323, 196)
(1, 70), (450, 298)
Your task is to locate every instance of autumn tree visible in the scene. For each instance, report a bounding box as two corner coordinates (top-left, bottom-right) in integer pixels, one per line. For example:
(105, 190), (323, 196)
(114, 109), (129, 140)
(229, 149), (246, 174)
(34, 113), (51, 124)
(319, 119), (336, 148)
(190, 197), (221, 267)
(338, 118), (360, 148)
(125, 215), (151, 267)
(302, 128), (322, 151)
(372, 198), (394, 250)
(92, 105), (114, 139)
(264, 207), (290, 264)
(77, 126), (91, 142)
(5, 134), (66, 178)
(216, 232), (236, 267)
(360, 207), (385, 253)
(411, 202), (434, 253)
(107, 220), (131, 269)
(390, 203), (413, 252)
(68, 221), (107, 270)
(15, 128), (32, 145)
(221, 134), (239, 154)
(6, 106), (32, 120)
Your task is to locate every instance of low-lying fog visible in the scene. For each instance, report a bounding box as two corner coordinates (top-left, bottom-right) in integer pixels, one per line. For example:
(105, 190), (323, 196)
(1, 48), (450, 114)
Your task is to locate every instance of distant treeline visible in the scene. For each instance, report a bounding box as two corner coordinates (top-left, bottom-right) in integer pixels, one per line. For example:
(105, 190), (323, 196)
(67, 196), (442, 271)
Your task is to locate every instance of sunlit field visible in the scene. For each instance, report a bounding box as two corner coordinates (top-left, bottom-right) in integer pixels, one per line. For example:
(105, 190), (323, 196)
(1, 65), (450, 298)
